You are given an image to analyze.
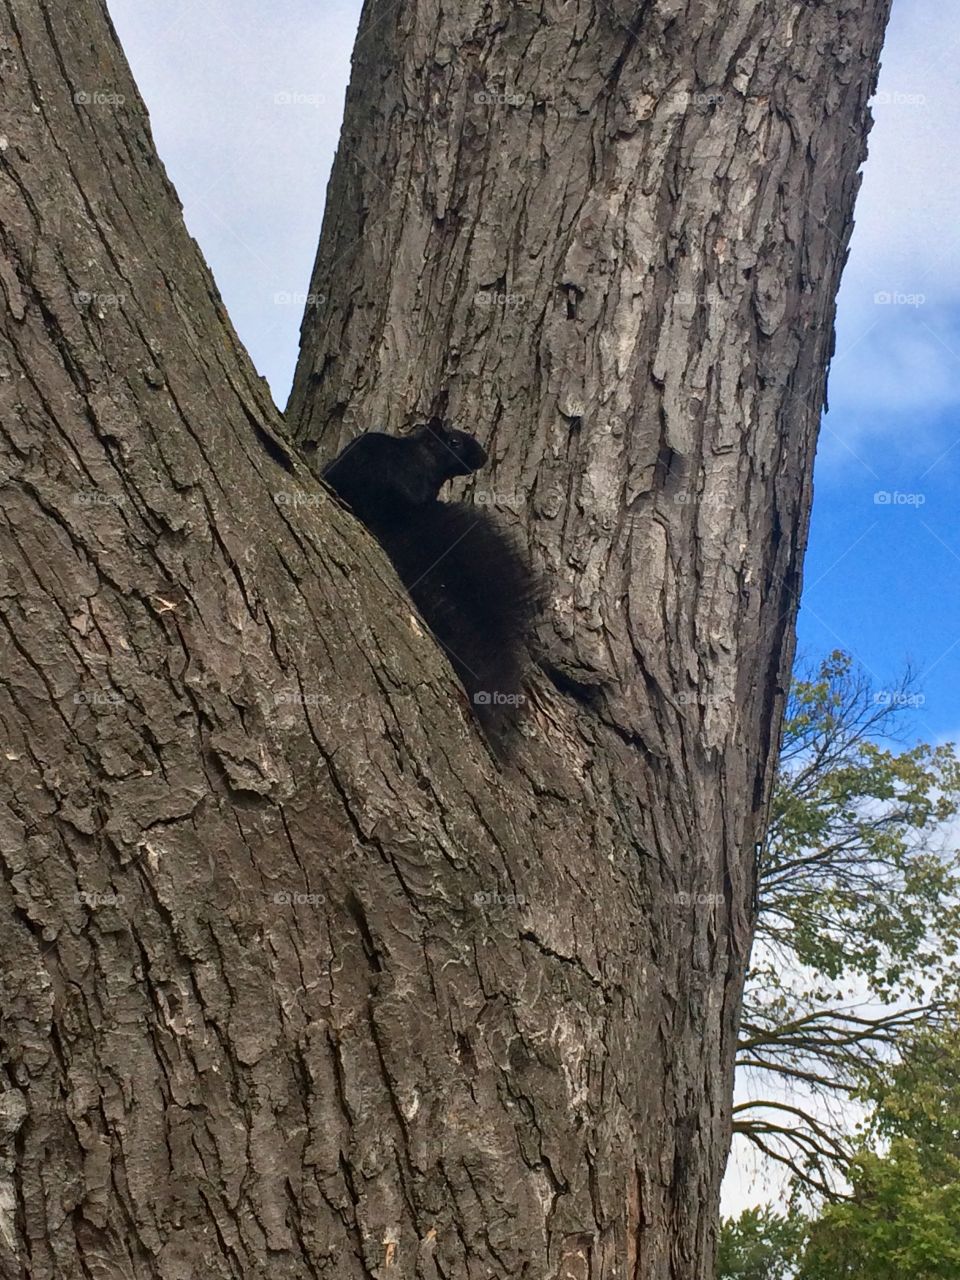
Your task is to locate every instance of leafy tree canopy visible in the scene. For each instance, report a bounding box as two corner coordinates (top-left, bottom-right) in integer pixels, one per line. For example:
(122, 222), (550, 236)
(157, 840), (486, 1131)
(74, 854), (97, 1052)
(722, 1024), (960, 1280)
(716, 1205), (806, 1280)
(734, 652), (960, 1193)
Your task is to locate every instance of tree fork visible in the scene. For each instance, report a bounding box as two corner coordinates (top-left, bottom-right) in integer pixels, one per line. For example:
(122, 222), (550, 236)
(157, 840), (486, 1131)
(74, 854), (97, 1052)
(0, 1), (889, 1279)
(287, 0), (888, 1259)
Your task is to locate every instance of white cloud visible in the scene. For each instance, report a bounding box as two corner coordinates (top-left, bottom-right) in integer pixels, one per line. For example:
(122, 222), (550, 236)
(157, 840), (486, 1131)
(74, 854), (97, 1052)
(822, 0), (960, 456)
(108, 0), (960, 434)
(107, 0), (363, 401)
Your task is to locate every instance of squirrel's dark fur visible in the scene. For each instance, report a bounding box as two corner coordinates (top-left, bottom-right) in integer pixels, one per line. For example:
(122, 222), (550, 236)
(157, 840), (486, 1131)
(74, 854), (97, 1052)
(322, 419), (538, 751)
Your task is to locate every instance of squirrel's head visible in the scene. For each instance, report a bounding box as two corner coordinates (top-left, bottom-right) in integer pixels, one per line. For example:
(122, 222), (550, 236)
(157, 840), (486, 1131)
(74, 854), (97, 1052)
(413, 417), (487, 478)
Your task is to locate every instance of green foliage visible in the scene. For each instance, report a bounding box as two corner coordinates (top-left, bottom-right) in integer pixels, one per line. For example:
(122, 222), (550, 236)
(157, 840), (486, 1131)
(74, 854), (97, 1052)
(861, 1026), (960, 1169)
(796, 1027), (960, 1279)
(725, 1026), (960, 1280)
(729, 652), (960, 1255)
(763, 651), (960, 1003)
(717, 1206), (806, 1280)
(797, 1144), (960, 1280)
(735, 651), (960, 1192)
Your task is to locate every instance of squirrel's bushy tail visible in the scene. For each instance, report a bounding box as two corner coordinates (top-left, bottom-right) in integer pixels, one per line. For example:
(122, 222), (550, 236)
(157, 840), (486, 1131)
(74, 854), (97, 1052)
(377, 503), (540, 750)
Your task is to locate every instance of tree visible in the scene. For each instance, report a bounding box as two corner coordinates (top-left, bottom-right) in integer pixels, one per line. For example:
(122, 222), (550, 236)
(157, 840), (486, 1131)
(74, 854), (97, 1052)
(799, 1145), (960, 1279)
(716, 1205), (806, 1280)
(797, 1028), (960, 1279)
(733, 653), (960, 1194)
(720, 1031), (960, 1278)
(0, 2), (891, 1277)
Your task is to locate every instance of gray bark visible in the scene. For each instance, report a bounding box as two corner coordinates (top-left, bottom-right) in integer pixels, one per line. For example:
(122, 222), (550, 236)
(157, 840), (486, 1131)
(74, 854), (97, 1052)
(0, 1), (889, 1278)
(283, 0), (890, 1271)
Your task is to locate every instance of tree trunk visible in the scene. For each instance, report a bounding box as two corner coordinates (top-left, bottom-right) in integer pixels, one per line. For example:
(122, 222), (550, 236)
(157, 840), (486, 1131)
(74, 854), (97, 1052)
(0, 2), (888, 1280)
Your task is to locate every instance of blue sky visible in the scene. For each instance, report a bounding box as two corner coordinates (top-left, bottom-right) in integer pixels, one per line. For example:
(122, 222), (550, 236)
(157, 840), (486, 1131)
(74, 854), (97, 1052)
(106, 0), (960, 749)
(798, 0), (960, 745)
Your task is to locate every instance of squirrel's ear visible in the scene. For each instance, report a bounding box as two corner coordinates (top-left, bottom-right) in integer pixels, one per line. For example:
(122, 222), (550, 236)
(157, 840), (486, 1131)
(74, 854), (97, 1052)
(409, 417), (444, 438)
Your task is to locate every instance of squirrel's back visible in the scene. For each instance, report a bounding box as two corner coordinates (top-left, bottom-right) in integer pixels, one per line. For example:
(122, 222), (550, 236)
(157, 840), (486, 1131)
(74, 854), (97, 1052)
(321, 422), (538, 753)
(382, 502), (540, 735)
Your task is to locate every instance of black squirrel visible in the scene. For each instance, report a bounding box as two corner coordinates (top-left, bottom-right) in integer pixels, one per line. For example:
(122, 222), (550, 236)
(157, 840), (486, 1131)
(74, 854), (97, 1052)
(322, 418), (539, 750)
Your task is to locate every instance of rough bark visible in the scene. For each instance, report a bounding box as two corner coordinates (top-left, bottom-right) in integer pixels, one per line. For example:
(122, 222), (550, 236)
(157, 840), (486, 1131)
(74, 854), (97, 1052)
(0, 2), (888, 1280)
(284, 0), (890, 1269)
